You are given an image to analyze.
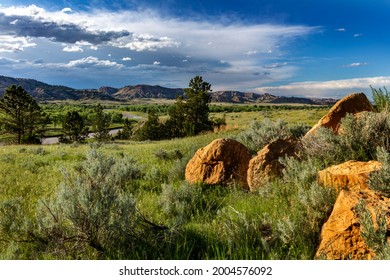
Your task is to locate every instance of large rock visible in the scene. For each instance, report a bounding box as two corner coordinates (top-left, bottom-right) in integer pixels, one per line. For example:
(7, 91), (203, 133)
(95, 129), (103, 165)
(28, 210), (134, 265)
(247, 137), (298, 191)
(315, 189), (390, 260)
(318, 160), (382, 191)
(304, 92), (373, 137)
(185, 138), (252, 188)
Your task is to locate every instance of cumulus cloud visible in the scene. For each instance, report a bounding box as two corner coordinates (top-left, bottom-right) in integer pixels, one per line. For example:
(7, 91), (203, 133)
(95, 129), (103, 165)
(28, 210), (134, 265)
(65, 56), (124, 68)
(0, 6), (131, 45)
(62, 45), (83, 52)
(0, 35), (36, 52)
(153, 61), (160, 65)
(0, 4), (318, 89)
(255, 76), (390, 98)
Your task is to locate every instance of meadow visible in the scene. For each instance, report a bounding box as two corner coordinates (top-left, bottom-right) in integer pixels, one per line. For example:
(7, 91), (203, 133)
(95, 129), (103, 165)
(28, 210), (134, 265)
(0, 106), (338, 259)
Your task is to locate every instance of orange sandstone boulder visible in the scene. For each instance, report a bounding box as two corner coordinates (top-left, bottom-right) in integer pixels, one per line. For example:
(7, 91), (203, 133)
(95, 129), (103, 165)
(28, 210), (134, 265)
(247, 137), (298, 191)
(315, 189), (390, 260)
(304, 92), (373, 137)
(317, 160), (381, 191)
(185, 138), (252, 188)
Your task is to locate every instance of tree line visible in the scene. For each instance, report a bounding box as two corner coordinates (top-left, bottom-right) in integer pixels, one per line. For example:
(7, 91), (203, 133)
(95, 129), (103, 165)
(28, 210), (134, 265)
(0, 85), (115, 144)
(0, 76), (224, 144)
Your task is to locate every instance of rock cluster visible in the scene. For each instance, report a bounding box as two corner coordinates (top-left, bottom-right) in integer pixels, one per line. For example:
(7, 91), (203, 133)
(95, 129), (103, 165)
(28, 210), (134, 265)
(184, 92), (388, 260)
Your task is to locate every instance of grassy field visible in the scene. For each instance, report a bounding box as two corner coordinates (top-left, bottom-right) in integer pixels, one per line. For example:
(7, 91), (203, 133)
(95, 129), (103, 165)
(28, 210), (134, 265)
(0, 107), (336, 260)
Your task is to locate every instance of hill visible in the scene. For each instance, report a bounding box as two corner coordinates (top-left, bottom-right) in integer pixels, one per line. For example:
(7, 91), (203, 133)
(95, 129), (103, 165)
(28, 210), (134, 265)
(0, 75), (337, 105)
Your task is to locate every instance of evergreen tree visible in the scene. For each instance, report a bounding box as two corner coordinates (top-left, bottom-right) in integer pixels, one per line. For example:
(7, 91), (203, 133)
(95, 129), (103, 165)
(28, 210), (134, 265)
(60, 111), (89, 143)
(0, 85), (43, 144)
(183, 75), (212, 136)
(135, 110), (162, 141)
(116, 119), (134, 140)
(92, 104), (111, 142)
(164, 95), (186, 138)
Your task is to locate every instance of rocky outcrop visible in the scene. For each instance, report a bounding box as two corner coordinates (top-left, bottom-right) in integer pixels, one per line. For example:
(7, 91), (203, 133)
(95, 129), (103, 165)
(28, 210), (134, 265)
(304, 92), (373, 137)
(185, 138), (252, 188)
(247, 138), (298, 191)
(315, 189), (390, 260)
(318, 160), (382, 191)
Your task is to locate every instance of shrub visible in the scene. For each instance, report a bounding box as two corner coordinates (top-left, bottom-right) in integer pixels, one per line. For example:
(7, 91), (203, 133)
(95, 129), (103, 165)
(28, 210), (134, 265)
(369, 147), (390, 198)
(0, 149), (167, 259)
(356, 200), (390, 259)
(301, 111), (390, 165)
(236, 119), (308, 153)
(371, 86), (390, 112)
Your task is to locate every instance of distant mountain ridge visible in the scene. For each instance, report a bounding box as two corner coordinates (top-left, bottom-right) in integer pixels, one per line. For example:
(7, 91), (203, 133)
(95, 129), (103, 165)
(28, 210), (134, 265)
(0, 75), (337, 105)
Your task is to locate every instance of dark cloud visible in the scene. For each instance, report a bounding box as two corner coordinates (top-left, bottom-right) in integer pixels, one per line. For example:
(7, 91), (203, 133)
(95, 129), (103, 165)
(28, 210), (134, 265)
(0, 13), (131, 44)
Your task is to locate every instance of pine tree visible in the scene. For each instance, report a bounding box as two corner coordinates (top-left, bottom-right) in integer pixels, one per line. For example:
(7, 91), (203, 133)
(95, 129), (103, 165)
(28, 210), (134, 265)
(60, 111), (89, 143)
(183, 76), (212, 136)
(0, 85), (43, 144)
(92, 104), (111, 142)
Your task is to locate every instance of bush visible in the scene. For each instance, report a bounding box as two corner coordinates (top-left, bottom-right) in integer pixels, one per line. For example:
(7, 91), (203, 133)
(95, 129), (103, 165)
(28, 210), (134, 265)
(369, 147), (390, 198)
(0, 149), (168, 259)
(371, 86), (390, 112)
(302, 111), (390, 165)
(236, 119), (308, 153)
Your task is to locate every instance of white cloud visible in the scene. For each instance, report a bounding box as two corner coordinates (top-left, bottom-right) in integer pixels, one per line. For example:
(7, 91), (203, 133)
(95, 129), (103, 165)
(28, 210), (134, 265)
(336, 28), (346, 32)
(354, 33), (363, 37)
(62, 45), (83, 52)
(343, 62), (367, 67)
(0, 35), (36, 52)
(255, 76), (390, 98)
(112, 34), (180, 52)
(122, 57), (132, 61)
(153, 61), (160, 65)
(61, 8), (72, 14)
(66, 56), (123, 68)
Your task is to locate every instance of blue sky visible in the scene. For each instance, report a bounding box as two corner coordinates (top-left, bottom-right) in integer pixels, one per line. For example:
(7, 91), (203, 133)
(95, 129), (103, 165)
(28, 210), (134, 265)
(1, 0), (390, 98)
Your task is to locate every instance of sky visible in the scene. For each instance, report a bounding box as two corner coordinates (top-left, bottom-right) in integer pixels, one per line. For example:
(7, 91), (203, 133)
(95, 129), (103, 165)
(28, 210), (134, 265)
(1, 0), (390, 98)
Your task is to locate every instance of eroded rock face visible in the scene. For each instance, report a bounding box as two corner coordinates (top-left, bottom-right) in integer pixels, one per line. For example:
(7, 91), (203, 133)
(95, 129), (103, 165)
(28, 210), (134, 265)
(247, 137), (298, 191)
(185, 138), (252, 188)
(317, 160), (382, 191)
(304, 92), (373, 137)
(315, 189), (390, 260)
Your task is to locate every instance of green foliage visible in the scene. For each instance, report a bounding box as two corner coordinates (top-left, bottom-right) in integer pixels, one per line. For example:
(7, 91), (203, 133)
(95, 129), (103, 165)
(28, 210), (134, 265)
(369, 147), (390, 197)
(302, 111), (390, 164)
(0, 148), (168, 259)
(236, 119), (309, 153)
(0, 85), (44, 144)
(91, 104), (111, 142)
(371, 86), (390, 112)
(134, 110), (163, 141)
(115, 119), (134, 140)
(183, 76), (212, 136)
(356, 200), (390, 259)
(154, 149), (183, 161)
(60, 111), (89, 143)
